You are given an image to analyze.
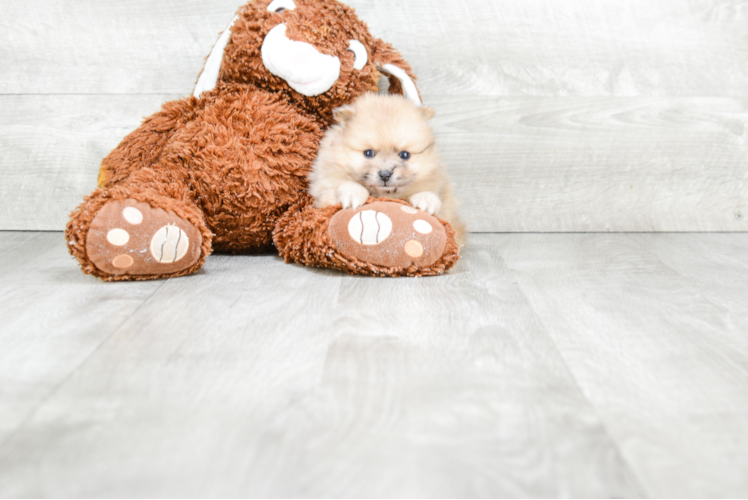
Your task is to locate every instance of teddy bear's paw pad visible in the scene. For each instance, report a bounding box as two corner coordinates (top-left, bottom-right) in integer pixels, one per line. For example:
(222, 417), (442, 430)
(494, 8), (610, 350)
(86, 199), (202, 277)
(328, 201), (447, 268)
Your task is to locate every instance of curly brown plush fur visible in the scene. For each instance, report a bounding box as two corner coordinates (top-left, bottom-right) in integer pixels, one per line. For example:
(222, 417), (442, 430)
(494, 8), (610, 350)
(66, 0), (460, 281)
(274, 196), (460, 277)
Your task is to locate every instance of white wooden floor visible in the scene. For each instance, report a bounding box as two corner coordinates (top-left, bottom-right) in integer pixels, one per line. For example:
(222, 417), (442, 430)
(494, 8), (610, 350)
(1, 231), (747, 498)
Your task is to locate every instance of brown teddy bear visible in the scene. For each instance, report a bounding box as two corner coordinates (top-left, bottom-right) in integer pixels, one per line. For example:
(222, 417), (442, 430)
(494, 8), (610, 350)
(66, 0), (460, 281)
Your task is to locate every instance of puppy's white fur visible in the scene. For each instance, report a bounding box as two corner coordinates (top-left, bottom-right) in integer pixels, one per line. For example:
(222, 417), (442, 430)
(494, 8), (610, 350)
(309, 93), (465, 244)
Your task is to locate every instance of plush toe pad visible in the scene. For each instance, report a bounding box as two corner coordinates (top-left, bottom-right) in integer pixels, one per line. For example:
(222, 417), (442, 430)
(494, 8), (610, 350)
(328, 201), (447, 268)
(86, 199), (202, 277)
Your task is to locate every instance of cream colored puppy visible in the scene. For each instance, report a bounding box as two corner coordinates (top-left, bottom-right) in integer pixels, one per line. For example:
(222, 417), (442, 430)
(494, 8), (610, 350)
(309, 92), (465, 243)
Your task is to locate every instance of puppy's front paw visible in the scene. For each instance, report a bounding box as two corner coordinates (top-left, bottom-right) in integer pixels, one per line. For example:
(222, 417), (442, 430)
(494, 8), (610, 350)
(409, 192), (442, 215)
(337, 182), (370, 210)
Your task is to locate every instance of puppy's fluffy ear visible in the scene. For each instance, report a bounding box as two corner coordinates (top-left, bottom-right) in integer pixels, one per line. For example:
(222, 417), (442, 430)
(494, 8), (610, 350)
(420, 107), (436, 121)
(333, 105), (355, 124)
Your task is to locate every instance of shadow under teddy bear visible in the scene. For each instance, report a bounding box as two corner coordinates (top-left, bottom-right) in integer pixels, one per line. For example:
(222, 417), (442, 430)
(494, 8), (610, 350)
(66, 0), (460, 281)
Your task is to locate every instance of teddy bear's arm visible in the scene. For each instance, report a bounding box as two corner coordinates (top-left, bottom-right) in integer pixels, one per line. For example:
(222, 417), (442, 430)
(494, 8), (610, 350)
(97, 97), (202, 188)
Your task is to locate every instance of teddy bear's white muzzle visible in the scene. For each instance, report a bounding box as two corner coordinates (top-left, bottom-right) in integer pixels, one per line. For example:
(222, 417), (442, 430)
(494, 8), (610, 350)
(261, 24), (341, 96)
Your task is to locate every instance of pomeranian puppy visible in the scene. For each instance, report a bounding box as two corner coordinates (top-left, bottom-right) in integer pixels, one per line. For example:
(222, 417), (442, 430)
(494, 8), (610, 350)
(309, 92), (465, 244)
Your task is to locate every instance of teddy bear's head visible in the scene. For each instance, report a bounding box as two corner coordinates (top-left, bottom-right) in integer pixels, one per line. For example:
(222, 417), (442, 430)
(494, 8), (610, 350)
(193, 0), (421, 122)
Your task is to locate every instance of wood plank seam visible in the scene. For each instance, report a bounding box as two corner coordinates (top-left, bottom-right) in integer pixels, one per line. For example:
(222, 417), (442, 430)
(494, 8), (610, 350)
(0, 280), (168, 454)
(503, 256), (650, 497)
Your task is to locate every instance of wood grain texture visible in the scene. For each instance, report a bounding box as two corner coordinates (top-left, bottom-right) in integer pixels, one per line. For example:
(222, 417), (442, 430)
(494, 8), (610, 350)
(2, 95), (746, 232)
(498, 233), (748, 497)
(2, 0), (747, 96)
(633, 233), (748, 325)
(352, 0), (748, 98)
(0, 232), (162, 448)
(1, 0), (746, 231)
(0, 0), (240, 95)
(0, 232), (640, 498)
(431, 96), (748, 232)
(0, 95), (180, 230)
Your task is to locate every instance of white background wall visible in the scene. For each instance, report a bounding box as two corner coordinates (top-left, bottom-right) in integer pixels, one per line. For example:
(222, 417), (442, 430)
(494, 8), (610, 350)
(1, 0), (746, 231)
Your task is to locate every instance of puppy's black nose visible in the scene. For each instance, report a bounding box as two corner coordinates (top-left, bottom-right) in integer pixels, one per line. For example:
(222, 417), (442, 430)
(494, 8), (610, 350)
(378, 170), (393, 182)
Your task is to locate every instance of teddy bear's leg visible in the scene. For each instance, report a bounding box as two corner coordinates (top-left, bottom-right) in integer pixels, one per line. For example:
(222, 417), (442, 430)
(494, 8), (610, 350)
(97, 97), (201, 189)
(66, 168), (212, 281)
(273, 196), (461, 277)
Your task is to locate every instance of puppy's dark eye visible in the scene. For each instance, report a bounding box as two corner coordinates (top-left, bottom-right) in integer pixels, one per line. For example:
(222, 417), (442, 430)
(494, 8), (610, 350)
(399, 151), (411, 160)
(275, 7), (285, 12)
(364, 150), (376, 158)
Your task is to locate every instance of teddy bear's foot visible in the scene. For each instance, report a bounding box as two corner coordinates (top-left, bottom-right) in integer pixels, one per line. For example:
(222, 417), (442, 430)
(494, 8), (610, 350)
(328, 200), (450, 270)
(85, 199), (203, 278)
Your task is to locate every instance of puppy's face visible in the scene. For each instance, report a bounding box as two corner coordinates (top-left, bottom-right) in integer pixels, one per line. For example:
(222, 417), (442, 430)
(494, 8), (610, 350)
(334, 93), (437, 196)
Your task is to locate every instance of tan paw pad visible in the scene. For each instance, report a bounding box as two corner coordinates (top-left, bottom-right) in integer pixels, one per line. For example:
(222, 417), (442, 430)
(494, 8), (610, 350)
(112, 254), (134, 269)
(404, 240), (424, 258)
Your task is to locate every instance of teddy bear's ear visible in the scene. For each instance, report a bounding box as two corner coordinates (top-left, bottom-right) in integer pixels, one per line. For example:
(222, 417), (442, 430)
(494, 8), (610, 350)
(193, 15), (240, 98)
(373, 39), (422, 107)
(332, 105), (356, 124)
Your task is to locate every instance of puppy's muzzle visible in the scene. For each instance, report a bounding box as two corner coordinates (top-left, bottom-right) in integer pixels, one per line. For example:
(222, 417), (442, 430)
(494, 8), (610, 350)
(378, 170), (393, 182)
